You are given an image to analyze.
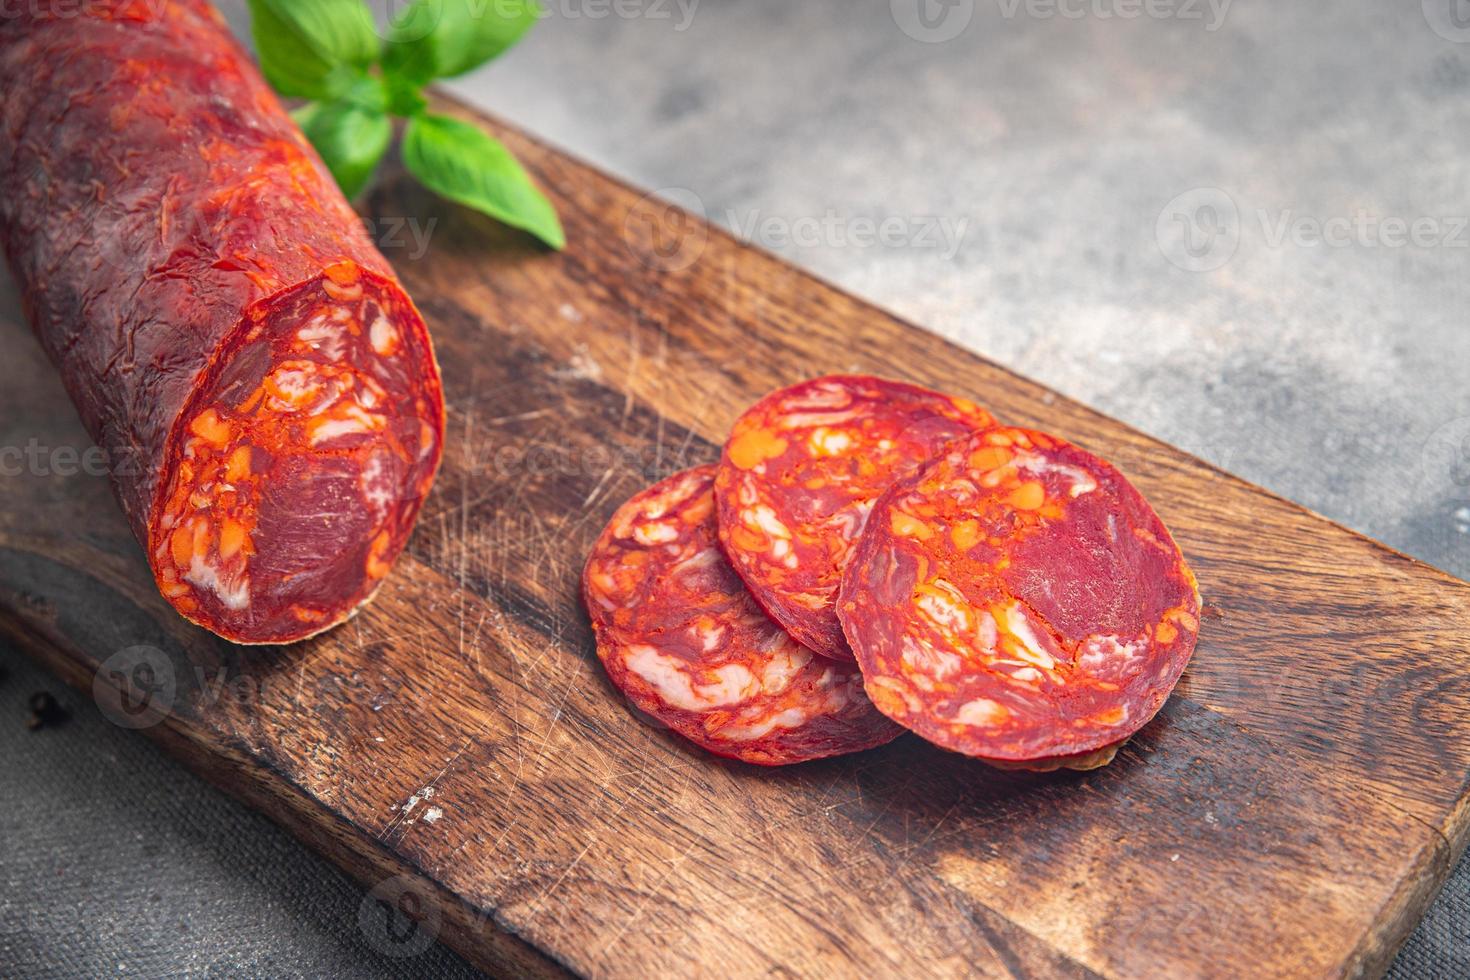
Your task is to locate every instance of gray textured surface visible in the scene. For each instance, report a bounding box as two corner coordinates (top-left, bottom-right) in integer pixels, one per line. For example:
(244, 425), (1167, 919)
(3, 0), (1468, 975)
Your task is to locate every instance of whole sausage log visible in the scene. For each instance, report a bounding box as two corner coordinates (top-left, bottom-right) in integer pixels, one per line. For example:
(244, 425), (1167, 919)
(0, 1), (445, 643)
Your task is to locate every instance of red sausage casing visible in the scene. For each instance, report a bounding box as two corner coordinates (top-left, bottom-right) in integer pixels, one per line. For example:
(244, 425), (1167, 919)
(0, 1), (444, 643)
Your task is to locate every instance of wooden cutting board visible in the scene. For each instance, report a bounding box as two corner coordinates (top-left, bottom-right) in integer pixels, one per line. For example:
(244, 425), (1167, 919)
(2, 93), (1468, 979)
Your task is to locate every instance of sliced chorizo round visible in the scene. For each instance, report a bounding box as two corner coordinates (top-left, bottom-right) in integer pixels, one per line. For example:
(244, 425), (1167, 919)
(583, 466), (904, 765)
(715, 376), (995, 661)
(837, 427), (1200, 769)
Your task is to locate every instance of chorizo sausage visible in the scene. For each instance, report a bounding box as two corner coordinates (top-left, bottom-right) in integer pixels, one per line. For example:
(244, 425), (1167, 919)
(715, 375), (995, 660)
(0, 1), (444, 643)
(583, 466), (903, 765)
(837, 427), (1199, 768)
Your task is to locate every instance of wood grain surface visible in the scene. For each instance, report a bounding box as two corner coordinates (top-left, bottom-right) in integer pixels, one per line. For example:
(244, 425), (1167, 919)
(3, 93), (1469, 979)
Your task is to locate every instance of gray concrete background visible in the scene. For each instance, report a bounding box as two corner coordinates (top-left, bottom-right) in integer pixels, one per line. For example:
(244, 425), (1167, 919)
(2, 0), (1467, 975)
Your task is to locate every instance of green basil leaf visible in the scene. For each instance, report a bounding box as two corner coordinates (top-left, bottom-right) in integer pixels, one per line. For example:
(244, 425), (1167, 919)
(248, 0), (380, 99)
(402, 113), (564, 249)
(338, 73), (390, 114)
(299, 102), (393, 200)
(290, 101), (324, 130)
(383, 0), (539, 85)
(385, 74), (429, 118)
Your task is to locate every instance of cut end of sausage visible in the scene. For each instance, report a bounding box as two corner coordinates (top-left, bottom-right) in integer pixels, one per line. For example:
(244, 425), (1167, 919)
(147, 263), (444, 645)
